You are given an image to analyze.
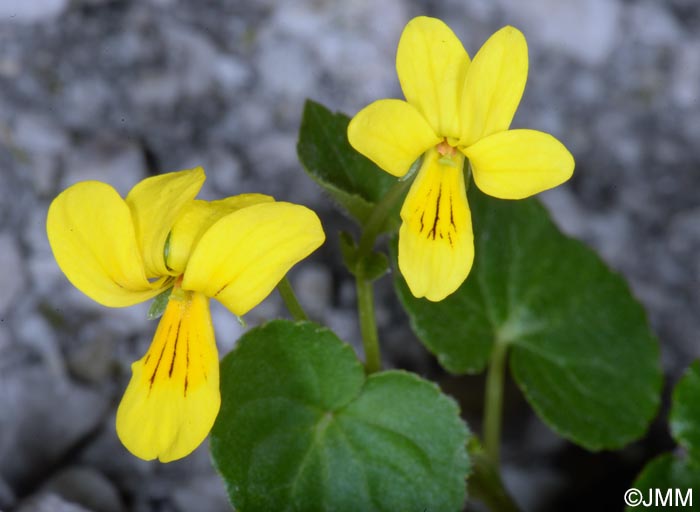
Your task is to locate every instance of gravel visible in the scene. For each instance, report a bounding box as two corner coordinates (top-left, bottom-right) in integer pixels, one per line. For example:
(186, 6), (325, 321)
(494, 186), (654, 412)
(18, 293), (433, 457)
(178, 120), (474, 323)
(1, 0), (699, 510)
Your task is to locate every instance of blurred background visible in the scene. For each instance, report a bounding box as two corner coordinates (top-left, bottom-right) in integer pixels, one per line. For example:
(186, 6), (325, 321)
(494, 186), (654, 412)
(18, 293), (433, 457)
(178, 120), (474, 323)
(1, 0), (699, 510)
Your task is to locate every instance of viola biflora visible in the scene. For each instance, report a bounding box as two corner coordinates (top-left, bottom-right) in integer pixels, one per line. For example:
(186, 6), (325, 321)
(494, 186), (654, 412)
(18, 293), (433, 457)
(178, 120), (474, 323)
(46, 168), (324, 461)
(348, 16), (574, 301)
(45, 15), (669, 512)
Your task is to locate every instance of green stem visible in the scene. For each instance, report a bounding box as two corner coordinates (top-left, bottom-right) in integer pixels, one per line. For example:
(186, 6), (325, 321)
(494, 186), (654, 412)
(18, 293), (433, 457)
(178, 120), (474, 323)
(355, 178), (411, 263)
(352, 178), (411, 374)
(469, 448), (521, 512)
(483, 340), (508, 466)
(356, 277), (381, 374)
(277, 276), (309, 322)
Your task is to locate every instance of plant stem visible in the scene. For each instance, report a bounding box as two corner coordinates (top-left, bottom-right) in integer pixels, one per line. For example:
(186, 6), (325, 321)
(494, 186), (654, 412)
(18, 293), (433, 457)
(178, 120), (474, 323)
(277, 276), (309, 322)
(356, 277), (381, 374)
(352, 178), (411, 374)
(355, 179), (410, 263)
(483, 340), (508, 466)
(469, 448), (521, 512)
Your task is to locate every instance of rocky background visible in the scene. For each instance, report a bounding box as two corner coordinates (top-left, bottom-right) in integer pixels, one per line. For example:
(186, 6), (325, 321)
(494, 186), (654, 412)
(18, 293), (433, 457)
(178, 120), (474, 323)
(1, 0), (699, 511)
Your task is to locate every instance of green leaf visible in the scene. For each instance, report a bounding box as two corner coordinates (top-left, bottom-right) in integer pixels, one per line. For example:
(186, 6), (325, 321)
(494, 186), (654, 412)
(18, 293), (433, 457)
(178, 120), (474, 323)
(339, 231), (359, 270)
(210, 320), (470, 512)
(339, 231), (389, 281)
(146, 286), (173, 320)
(360, 251), (389, 281)
(671, 361), (700, 463)
(395, 185), (661, 450)
(297, 100), (400, 231)
(629, 454), (699, 511)
(630, 363), (700, 508)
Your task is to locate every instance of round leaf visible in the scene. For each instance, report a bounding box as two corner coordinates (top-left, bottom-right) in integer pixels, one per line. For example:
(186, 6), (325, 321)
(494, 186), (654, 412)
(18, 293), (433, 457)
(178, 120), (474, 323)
(671, 361), (700, 462)
(395, 186), (661, 450)
(210, 320), (470, 512)
(629, 454), (699, 511)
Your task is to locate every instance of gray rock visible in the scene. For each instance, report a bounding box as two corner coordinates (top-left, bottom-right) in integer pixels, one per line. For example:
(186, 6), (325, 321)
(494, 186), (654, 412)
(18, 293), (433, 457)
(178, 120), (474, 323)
(495, 0), (622, 66)
(628, 1), (682, 47)
(62, 139), (147, 196)
(16, 492), (93, 512)
(67, 327), (117, 384)
(292, 265), (332, 319)
(324, 309), (361, 354)
(0, 365), (108, 487)
(180, 148), (243, 198)
(78, 414), (155, 492)
(172, 476), (230, 512)
(11, 115), (68, 196)
(0, 0), (68, 23)
(0, 476), (16, 510)
(15, 313), (65, 379)
(257, 39), (318, 101)
(210, 299), (244, 356)
(43, 466), (124, 512)
(502, 464), (564, 512)
(0, 233), (25, 316)
(672, 40), (700, 108)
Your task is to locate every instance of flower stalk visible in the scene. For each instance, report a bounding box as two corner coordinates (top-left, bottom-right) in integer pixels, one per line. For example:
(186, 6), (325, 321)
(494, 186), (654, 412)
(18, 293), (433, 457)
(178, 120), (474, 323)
(354, 178), (411, 374)
(483, 340), (508, 466)
(277, 276), (309, 322)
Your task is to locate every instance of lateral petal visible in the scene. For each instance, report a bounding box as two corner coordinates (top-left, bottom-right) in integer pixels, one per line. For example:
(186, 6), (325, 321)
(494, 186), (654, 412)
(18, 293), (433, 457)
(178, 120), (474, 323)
(396, 16), (471, 139)
(167, 194), (274, 274)
(182, 202), (325, 316)
(399, 148), (474, 301)
(463, 129), (575, 199)
(348, 99), (440, 177)
(460, 26), (528, 147)
(126, 168), (205, 278)
(116, 291), (220, 462)
(46, 181), (165, 307)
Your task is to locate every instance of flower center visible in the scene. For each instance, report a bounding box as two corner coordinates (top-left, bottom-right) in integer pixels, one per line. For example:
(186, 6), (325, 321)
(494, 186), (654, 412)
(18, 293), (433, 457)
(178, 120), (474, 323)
(435, 139), (461, 167)
(436, 139), (456, 157)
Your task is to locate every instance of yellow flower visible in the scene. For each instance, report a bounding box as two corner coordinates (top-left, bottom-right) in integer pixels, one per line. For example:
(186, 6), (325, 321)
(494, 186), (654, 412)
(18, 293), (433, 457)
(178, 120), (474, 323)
(348, 17), (574, 301)
(46, 168), (325, 462)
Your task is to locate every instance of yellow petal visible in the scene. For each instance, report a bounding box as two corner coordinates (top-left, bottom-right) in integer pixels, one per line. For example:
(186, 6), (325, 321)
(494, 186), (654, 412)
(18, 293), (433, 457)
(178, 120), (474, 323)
(126, 168), (205, 278)
(396, 16), (471, 140)
(399, 148), (474, 301)
(46, 181), (166, 307)
(182, 202), (325, 316)
(116, 290), (220, 462)
(459, 26), (528, 147)
(167, 194), (274, 274)
(463, 129), (575, 199)
(348, 99), (440, 177)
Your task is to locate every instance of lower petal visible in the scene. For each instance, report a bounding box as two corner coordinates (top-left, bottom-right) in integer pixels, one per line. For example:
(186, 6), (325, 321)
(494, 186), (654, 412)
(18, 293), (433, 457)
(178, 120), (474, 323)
(399, 148), (474, 301)
(463, 129), (575, 199)
(116, 290), (220, 462)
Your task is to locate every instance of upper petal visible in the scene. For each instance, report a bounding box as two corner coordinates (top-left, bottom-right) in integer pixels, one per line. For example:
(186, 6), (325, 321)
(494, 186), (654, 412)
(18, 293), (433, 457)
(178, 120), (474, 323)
(397, 16), (471, 139)
(47, 181), (166, 307)
(399, 148), (474, 301)
(348, 99), (441, 177)
(463, 129), (575, 199)
(182, 202), (325, 316)
(126, 168), (205, 278)
(459, 26), (528, 147)
(116, 290), (220, 462)
(167, 194), (274, 274)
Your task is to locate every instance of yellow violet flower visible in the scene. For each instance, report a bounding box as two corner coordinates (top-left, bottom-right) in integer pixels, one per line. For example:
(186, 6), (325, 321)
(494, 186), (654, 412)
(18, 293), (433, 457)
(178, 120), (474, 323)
(46, 167), (325, 462)
(348, 16), (575, 301)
